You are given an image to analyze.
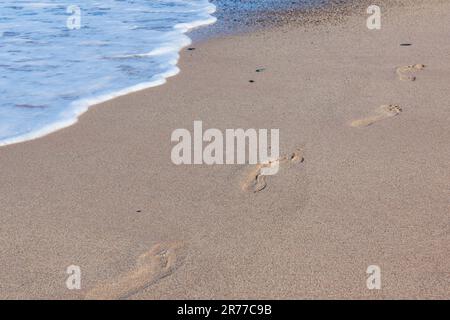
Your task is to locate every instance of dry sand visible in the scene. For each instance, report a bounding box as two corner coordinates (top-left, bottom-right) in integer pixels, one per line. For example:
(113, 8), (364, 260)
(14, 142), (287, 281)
(0, 0), (449, 299)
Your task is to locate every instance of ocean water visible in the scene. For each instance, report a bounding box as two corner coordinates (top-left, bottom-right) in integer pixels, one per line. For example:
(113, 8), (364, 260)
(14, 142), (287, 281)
(0, 0), (216, 146)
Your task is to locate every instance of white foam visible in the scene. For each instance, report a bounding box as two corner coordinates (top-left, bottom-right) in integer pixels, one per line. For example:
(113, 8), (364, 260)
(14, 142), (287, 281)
(0, 0), (217, 147)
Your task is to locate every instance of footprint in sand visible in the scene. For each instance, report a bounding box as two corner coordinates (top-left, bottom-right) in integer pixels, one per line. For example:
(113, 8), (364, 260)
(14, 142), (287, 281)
(241, 149), (304, 193)
(350, 105), (402, 128)
(396, 64), (426, 81)
(85, 241), (186, 300)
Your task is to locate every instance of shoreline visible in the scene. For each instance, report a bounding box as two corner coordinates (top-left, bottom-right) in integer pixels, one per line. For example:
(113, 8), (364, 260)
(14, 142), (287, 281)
(0, 1), (217, 148)
(1, 0), (449, 299)
(0, 0), (408, 148)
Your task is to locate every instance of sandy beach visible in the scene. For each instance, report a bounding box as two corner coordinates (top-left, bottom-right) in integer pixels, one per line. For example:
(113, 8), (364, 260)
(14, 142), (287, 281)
(0, 0), (449, 299)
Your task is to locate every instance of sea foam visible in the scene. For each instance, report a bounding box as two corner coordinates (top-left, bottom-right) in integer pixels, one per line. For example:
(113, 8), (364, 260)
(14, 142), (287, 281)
(0, 0), (216, 146)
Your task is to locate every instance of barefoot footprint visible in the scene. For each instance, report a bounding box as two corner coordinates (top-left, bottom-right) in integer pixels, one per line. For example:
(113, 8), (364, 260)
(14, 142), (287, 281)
(241, 149), (304, 193)
(85, 241), (186, 300)
(350, 105), (402, 128)
(396, 64), (425, 81)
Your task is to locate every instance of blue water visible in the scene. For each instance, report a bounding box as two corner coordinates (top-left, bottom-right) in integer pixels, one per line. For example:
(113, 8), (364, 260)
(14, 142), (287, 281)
(0, 0), (216, 146)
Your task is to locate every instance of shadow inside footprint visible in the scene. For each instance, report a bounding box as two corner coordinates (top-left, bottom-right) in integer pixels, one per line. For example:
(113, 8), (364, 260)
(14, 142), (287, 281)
(241, 149), (304, 193)
(350, 105), (402, 128)
(396, 64), (426, 81)
(241, 165), (267, 193)
(85, 242), (186, 300)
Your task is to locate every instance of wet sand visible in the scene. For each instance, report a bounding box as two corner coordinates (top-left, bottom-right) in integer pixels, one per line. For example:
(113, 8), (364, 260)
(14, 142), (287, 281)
(0, 0), (449, 299)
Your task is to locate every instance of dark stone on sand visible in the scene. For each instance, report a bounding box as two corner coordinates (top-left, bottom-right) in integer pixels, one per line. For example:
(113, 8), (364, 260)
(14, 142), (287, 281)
(400, 43), (412, 46)
(256, 68), (266, 73)
(187, 47), (195, 51)
(249, 80), (255, 83)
